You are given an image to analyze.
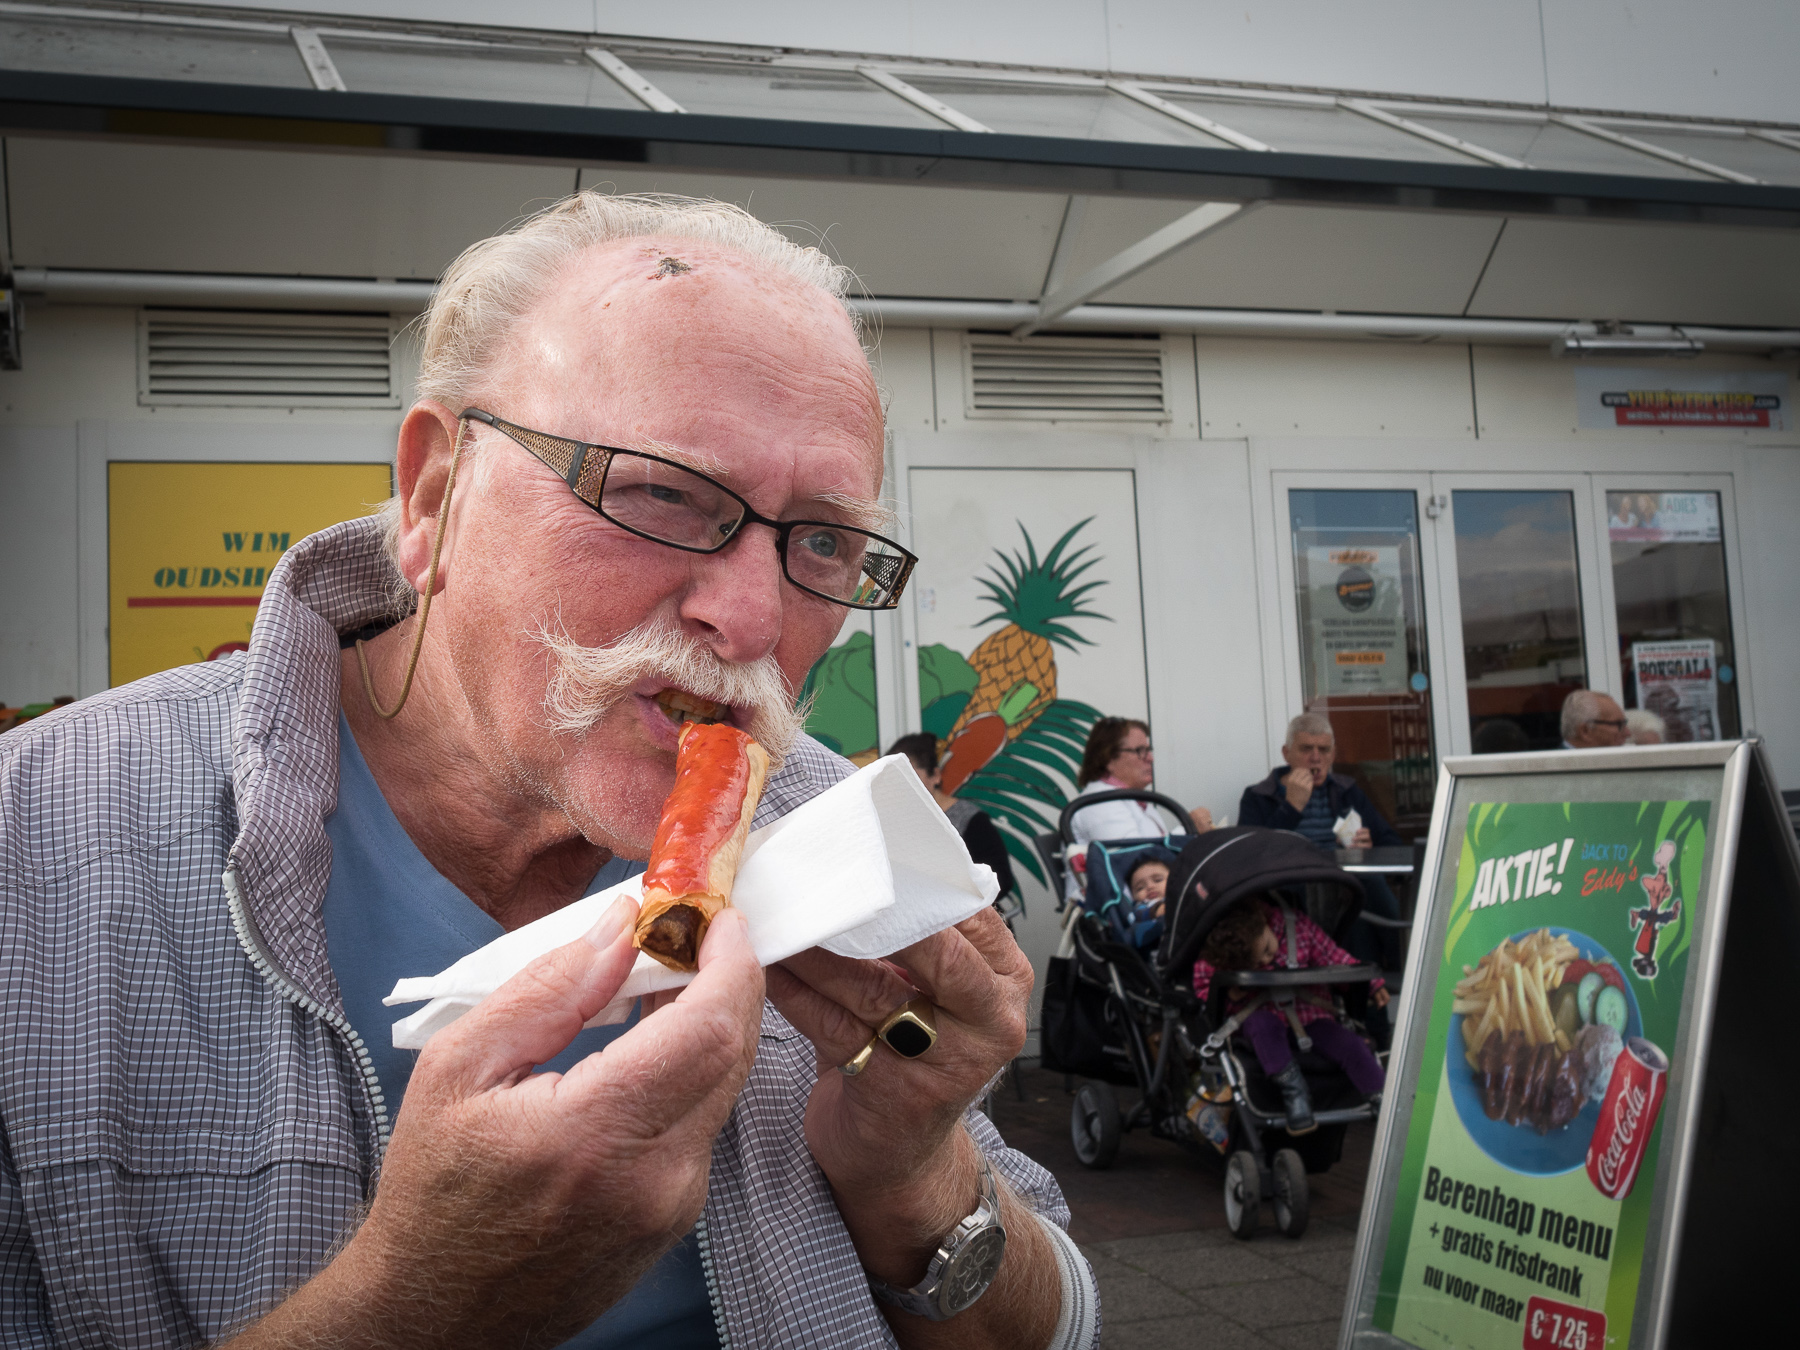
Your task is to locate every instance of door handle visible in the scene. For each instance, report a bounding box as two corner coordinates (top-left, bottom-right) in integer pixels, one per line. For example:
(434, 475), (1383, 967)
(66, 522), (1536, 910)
(1424, 494), (1448, 519)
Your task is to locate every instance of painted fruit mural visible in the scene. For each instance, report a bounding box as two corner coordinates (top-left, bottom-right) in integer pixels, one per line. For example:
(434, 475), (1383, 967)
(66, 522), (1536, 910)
(924, 519), (1110, 887)
(795, 515), (1122, 887)
(798, 624), (879, 764)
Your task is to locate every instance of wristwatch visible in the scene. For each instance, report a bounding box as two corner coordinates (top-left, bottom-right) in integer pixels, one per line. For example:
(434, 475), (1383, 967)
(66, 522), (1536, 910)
(869, 1151), (1009, 1321)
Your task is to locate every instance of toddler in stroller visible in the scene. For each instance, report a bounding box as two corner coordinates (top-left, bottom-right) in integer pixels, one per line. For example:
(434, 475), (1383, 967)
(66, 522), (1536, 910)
(1194, 897), (1388, 1136)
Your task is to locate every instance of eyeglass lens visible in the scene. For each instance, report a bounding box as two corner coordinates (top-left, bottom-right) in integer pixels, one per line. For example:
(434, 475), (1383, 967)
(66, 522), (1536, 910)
(601, 451), (908, 607)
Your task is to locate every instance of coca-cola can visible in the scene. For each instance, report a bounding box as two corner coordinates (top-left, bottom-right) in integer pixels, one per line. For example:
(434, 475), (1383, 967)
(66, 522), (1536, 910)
(1587, 1037), (1669, 1200)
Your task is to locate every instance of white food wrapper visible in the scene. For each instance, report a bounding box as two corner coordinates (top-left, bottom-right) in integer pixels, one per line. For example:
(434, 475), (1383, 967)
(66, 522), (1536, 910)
(384, 754), (998, 1049)
(1332, 808), (1363, 849)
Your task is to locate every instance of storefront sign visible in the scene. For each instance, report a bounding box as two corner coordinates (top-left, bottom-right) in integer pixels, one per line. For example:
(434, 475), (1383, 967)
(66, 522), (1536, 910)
(1604, 492), (1720, 544)
(1302, 545), (1409, 696)
(1374, 800), (1704, 1348)
(108, 461), (392, 687)
(1341, 741), (1800, 1350)
(1630, 640), (1718, 743)
(1574, 368), (1788, 431)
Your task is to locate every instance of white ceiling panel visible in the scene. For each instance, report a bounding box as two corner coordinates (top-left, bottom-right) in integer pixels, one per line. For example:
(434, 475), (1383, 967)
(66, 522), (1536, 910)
(576, 167), (1066, 300)
(1467, 218), (1800, 327)
(6, 137), (577, 278)
(1094, 205), (1506, 315)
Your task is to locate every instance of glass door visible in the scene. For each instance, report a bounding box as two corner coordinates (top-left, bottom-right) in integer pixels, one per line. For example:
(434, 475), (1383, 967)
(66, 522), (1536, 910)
(1280, 484), (1443, 838)
(1436, 484), (1604, 755)
(1593, 480), (1746, 742)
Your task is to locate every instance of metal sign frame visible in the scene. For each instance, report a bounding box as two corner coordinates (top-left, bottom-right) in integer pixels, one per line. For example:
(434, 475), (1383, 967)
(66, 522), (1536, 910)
(1339, 738), (1785, 1350)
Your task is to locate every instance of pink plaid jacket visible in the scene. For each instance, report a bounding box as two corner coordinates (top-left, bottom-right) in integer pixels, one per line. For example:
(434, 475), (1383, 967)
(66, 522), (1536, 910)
(1193, 900), (1385, 1026)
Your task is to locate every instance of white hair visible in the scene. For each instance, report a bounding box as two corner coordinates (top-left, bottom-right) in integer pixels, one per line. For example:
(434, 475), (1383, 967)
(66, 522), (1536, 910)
(376, 191), (865, 602)
(1285, 711), (1335, 748)
(1560, 689), (1610, 742)
(1624, 708), (1666, 745)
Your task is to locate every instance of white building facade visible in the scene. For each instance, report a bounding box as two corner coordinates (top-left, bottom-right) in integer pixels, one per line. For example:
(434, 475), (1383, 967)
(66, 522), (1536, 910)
(3, 0), (1797, 992)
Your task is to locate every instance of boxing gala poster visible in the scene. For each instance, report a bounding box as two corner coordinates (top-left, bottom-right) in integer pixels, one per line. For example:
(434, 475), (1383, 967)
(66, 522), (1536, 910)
(1373, 800), (1707, 1350)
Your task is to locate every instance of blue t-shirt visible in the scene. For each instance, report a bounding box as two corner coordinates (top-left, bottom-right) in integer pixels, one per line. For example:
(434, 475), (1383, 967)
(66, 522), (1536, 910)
(322, 712), (721, 1350)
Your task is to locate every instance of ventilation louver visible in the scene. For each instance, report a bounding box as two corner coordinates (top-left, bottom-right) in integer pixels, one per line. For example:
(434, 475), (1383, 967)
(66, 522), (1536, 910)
(964, 335), (1166, 421)
(139, 310), (398, 407)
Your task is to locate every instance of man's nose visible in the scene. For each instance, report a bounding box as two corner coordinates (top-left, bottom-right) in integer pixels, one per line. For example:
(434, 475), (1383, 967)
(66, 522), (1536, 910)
(677, 528), (785, 664)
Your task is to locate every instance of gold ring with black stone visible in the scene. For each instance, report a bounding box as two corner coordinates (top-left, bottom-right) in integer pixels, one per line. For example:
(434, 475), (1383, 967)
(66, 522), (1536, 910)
(875, 996), (939, 1059)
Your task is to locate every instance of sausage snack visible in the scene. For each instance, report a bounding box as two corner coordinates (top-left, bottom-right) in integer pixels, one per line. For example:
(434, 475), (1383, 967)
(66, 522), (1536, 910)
(634, 719), (771, 972)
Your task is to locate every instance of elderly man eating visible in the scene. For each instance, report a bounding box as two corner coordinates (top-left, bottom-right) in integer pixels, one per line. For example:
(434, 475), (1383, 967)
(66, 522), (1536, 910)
(0, 195), (1096, 1349)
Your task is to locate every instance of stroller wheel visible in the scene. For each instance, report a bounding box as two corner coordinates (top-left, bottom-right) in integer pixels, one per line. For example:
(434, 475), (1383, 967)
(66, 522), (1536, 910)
(1272, 1148), (1310, 1238)
(1070, 1082), (1122, 1169)
(1224, 1150), (1261, 1239)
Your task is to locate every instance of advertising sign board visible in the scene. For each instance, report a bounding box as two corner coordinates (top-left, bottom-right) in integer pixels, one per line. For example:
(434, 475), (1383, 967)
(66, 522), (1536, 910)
(108, 461), (391, 687)
(1300, 543), (1410, 697)
(1342, 740), (1800, 1350)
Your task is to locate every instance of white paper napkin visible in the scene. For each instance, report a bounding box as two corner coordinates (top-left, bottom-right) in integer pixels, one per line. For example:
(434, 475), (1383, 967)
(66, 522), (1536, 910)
(1332, 808), (1363, 849)
(384, 755), (999, 1048)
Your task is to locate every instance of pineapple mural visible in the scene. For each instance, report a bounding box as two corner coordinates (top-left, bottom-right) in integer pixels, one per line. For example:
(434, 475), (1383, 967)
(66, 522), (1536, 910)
(923, 520), (1112, 888)
(938, 520), (1109, 795)
(799, 514), (1124, 890)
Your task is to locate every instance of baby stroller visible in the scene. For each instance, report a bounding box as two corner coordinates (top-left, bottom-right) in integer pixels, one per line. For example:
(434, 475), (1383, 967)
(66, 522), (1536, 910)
(1041, 812), (1384, 1239)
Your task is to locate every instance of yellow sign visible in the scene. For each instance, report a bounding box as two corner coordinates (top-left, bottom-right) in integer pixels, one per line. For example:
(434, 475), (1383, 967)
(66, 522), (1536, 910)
(108, 461), (392, 688)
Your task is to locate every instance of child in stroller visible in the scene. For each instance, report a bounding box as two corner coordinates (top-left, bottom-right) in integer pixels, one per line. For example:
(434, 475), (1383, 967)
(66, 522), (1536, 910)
(1194, 896), (1388, 1136)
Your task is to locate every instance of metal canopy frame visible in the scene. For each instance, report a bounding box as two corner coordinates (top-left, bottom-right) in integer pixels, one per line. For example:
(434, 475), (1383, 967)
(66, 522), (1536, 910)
(4, 68), (1799, 231)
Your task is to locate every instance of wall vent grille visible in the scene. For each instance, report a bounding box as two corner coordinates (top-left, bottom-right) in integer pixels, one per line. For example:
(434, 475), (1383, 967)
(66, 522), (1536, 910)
(139, 310), (398, 407)
(964, 335), (1166, 421)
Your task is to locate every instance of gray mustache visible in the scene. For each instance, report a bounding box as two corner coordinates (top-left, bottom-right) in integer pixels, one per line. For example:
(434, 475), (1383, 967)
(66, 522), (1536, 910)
(534, 618), (808, 768)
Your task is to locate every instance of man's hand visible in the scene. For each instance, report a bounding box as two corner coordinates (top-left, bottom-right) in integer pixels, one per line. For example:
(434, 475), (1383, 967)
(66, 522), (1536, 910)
(1352, 827), (1374, 849)
(1373, 986), (1391, 1008)
(1190, 806), (1215, 833)
(227, 897), (765, 1350)
(767, 911), (1058, 1347)
(1284, 767), (1316, 812)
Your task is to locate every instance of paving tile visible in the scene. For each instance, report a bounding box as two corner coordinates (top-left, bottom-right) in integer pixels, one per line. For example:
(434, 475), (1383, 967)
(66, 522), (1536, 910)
(1273, 1247), (1355, 1289)
(1263, 1318), (1346, 1350)
(1103, 1313), (1283, 1350)
(1193, 1275), (1350, 1329)
(1090, 1266), (1204, 1324)
(1095, 1227), (1238, 1264)
(1115, 1242), (1291, 1290)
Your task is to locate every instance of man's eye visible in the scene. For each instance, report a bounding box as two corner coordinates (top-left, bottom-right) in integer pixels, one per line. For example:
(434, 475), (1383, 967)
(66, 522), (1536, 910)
(648, 485), (687, 505)
(798, 529), (840, 558)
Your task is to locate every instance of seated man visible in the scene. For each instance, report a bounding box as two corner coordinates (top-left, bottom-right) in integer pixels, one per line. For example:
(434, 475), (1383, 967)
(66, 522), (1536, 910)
(0, 195), (1096, 1349)
(1239, 712), (1403, 976)
(1238, 713), (1402, 849)
(1561, 688), (1631, 748)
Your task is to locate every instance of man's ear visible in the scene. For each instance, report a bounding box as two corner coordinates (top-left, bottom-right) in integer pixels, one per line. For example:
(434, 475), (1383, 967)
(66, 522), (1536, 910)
(393, 401), (466, 596)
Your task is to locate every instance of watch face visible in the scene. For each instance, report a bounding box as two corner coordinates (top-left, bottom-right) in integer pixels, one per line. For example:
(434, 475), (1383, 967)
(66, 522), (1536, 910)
(937, 1227), (1008, 1316)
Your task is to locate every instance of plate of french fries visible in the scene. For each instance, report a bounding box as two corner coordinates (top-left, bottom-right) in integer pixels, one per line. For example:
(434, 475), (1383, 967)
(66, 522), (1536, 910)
(1455, 928), (1581, 1067)
(1444, 926), (1641, 1175)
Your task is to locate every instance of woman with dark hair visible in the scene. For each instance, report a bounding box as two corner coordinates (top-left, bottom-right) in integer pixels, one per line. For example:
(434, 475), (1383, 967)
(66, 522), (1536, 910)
(1063, 717), (1211, 897)
(887, 732), (1016, 900)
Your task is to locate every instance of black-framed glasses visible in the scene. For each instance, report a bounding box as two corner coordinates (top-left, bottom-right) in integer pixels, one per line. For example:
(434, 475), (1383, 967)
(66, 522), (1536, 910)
(1118, 744), (1154, 758)
(462, 409), (916, 610)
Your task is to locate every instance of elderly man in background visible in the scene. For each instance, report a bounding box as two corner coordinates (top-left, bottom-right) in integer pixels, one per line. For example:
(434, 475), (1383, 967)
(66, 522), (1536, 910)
(0, 196), (1095, 1348)
(1560, 688), (1632, 749)
(1239, 713), (1404, 978)
(1238, 712), (1402, 849)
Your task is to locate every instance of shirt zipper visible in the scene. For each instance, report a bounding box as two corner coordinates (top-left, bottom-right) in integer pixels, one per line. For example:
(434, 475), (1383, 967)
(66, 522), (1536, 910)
(223, 866), (392, 1166)
(695, 1209), (732, 1349)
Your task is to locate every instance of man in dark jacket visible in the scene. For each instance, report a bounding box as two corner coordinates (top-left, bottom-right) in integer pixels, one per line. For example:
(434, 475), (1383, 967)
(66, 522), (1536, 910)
(1239, 712), (1403, 847)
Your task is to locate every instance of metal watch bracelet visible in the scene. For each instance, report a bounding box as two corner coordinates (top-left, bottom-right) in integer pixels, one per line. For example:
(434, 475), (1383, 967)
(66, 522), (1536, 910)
(868, 1149), (1009, 1321)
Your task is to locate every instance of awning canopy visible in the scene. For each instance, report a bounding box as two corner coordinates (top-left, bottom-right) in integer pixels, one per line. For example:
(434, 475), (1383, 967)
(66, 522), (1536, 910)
(5, 0), (1799, 332)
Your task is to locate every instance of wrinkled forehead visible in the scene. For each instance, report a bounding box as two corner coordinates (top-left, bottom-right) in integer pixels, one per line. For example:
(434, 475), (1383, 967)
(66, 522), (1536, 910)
(491, 237), (884, 490)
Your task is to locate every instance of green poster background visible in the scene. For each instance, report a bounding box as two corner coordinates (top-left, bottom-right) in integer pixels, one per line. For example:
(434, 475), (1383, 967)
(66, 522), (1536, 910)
(1374, 799), (1709, 1349)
